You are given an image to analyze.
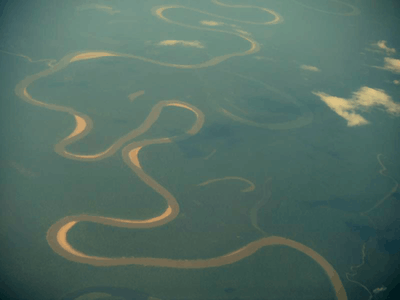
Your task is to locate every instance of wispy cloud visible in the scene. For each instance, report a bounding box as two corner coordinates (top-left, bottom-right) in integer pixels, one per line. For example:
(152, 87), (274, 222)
(382, 57), (400, 73)
(370, 57), (400, 74)
(76, 4), (120, 15)
(200, 20), (224, 26)
(366, 40), (396, 55)
(157, 40), (205, 48)
(375, 40), (396, 54)
(313, 87), (400, 127)
(300, 65), (320, 72)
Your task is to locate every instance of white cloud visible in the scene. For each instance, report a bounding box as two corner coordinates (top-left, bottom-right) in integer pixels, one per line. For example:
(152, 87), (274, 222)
(352, 87), (400, 114)
(300, 65), (320, 72)
(375, 40), (396, 54)
(370, 57), (400, 74)
(200, 20), (223, 26)
(366, 40), (396, 55)
(157, 40), (204, 48)
(312, 87), (400, 126)
(382, 57), (400, 73)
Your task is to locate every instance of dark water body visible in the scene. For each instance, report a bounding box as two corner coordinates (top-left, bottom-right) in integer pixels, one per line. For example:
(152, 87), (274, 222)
(307, 202), (400, 255)
(240, 96), (301, 115)
(377, 220), (400, 255)
(345, 221), (377, 241)
(174, 121), (239, 158)
(301, 197), (364, 213)
(224, 287), (237, 294)
(345, 220), (400, 255)
(392, 192), (400, 201)
(328, 197), (364, 213)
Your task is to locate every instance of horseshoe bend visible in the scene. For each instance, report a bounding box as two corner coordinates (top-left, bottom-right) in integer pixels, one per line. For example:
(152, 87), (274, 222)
(47, 215), (347, 300)
(16, 43), (347, 300)
(10, 2), (349, 300)
(17, 38), (347, 300)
